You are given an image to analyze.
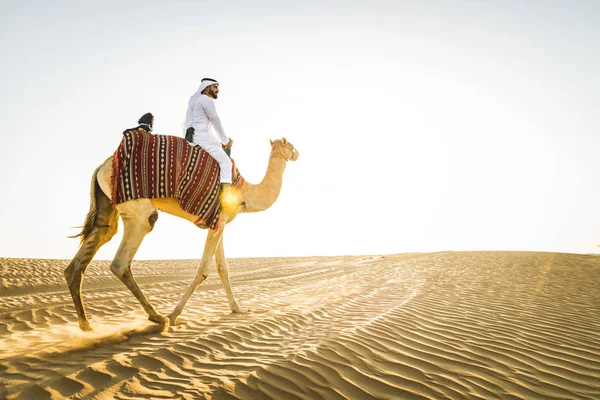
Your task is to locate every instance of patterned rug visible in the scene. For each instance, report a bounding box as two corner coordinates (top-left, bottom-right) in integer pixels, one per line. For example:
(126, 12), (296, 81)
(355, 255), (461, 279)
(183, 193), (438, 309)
(111, 129), (244, 229)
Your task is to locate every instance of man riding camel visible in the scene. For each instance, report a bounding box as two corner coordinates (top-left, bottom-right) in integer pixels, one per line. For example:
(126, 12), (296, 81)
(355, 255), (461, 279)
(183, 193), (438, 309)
(183, 77), (238, 211)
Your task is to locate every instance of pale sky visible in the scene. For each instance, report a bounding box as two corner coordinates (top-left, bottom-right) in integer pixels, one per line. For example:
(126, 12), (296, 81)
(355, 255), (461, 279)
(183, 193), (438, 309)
(1, 0), (599, 260)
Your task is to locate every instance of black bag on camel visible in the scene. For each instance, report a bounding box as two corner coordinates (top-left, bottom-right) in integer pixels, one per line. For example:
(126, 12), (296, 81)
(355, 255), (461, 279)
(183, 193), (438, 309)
(185, 127), (195, 143)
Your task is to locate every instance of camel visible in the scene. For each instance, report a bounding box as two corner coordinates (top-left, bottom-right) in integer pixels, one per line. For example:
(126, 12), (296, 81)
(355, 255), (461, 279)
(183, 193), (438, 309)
(64, 138), (298, 331)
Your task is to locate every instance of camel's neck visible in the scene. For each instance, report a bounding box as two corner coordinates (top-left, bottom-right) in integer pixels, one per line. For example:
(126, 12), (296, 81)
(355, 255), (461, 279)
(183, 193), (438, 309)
(241, 153), (287, 213)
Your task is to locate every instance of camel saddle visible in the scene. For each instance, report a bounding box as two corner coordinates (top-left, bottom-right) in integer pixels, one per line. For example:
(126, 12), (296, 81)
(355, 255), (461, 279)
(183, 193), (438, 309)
(111, 129), (243, 229)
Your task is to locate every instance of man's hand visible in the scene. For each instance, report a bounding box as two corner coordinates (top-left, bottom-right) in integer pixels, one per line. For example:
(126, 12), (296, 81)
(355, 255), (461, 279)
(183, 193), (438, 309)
(222, 139), (233, 156)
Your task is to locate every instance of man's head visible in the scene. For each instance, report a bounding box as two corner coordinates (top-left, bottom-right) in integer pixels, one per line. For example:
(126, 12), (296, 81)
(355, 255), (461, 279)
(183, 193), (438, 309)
(200, 77), (219, 99)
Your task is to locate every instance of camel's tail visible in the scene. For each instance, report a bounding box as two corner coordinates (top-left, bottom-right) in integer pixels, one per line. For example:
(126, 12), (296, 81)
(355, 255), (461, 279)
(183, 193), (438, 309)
(69, 164), (118, 244)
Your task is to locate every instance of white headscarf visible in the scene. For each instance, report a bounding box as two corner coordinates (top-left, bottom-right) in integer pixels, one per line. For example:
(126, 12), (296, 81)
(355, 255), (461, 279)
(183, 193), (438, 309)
(183, 79), (219, 133)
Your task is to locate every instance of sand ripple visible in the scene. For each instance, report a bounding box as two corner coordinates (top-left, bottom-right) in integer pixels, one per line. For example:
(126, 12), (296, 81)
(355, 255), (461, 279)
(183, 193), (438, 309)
(1, 252), (599, 399)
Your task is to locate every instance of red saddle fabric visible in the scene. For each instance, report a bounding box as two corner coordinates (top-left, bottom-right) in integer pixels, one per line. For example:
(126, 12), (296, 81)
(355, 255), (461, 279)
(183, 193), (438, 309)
(111, 129), (243, 229)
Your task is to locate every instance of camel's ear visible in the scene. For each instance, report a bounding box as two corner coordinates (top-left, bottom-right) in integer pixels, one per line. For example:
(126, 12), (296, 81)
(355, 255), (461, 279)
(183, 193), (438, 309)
(282, 137), (287, 144)
(270, 139), (274, 146)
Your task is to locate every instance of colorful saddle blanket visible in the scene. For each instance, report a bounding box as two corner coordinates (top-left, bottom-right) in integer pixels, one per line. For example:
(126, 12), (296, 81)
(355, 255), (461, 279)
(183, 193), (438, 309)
(111, 129), (244, 229)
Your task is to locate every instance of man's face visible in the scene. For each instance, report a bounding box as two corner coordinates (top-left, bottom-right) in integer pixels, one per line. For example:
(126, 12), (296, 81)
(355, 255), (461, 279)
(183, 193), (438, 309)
(208, 83), (219, 99)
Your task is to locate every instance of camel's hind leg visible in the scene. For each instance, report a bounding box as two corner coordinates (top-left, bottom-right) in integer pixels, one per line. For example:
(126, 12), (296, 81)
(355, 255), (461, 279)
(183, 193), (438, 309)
(65, 166), (118, 331)
(111, 199), (166, 325)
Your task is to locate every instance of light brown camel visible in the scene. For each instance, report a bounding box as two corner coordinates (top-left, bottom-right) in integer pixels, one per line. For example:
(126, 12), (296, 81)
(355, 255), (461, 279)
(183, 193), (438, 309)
(64, 138), (298, 331)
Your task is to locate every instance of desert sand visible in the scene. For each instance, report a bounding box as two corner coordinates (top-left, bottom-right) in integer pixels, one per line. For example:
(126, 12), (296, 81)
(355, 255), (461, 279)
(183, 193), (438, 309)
(0, 251), (599, 399)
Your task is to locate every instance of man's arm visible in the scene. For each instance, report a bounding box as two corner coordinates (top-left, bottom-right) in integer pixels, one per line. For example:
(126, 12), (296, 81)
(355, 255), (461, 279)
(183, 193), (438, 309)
(201, 97), (230, 145)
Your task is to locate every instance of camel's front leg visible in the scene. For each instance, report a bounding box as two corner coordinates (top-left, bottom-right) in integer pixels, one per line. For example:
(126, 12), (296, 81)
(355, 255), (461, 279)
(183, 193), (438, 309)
(215, 239), (247, 313)
(169, 215), (227, 325)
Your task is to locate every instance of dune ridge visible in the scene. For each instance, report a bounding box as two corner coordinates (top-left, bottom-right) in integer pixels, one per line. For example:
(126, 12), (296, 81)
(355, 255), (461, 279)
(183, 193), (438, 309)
(1, 252), (599, 399)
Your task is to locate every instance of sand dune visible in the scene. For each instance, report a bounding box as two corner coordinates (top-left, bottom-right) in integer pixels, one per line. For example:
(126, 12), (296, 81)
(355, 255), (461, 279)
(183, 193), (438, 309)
(0, 252), (599, 399)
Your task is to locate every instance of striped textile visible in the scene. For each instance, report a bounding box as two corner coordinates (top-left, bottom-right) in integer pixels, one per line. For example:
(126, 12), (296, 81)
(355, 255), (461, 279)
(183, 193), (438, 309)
(111, 129), (243, 229)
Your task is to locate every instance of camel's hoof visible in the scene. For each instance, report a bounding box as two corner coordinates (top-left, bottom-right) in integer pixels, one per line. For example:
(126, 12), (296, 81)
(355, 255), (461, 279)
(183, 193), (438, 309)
(148, 314), (170, 331)
(168, 313), (180, 326)
(148, 314), (167, 324)
(231, 306), (250, 314)
(79, 320), (93, 332)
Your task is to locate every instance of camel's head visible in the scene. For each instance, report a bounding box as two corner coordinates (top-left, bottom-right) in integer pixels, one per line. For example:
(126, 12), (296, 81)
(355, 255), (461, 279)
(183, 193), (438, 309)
(270, 137), (299, 162)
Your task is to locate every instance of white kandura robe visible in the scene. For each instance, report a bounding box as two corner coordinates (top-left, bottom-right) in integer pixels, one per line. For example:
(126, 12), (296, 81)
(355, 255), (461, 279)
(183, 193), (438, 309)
(188, 94), (232, 184)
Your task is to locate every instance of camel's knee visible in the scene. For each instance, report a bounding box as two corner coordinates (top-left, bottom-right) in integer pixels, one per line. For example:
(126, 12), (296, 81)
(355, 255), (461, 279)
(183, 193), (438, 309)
(216, 261), (229, 277)
(110, 260), (131, 279)
(64, 256), (90, 285)
(196, 264), (210, 282)
(64, 264), (77, 283)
